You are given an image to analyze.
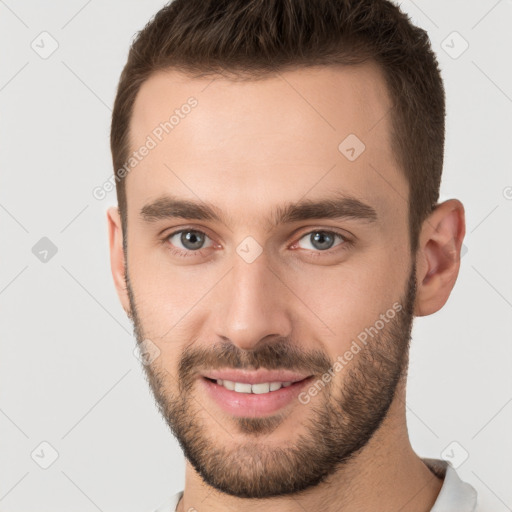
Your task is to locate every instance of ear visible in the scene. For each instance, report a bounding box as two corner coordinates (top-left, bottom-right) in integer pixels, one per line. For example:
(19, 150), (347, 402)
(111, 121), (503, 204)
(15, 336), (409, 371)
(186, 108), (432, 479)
(414, 199), (466, 317)
(107, 206), (131, 317)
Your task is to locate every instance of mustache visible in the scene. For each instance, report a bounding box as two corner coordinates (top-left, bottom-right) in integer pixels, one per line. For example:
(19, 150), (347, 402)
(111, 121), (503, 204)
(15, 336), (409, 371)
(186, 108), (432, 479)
(178, 338), (332, 387)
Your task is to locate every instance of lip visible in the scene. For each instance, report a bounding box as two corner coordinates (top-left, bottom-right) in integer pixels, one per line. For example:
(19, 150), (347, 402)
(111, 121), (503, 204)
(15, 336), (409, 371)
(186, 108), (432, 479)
(199, 374), (314, 417)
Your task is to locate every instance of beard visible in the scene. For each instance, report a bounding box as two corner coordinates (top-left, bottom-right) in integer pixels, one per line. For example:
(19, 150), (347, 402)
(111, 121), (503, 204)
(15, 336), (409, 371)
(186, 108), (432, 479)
(127, 260), (417, 499)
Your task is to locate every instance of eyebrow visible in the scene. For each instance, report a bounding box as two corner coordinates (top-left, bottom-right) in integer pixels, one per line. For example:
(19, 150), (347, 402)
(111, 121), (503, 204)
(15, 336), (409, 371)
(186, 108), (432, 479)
(140, 193), (378, 229)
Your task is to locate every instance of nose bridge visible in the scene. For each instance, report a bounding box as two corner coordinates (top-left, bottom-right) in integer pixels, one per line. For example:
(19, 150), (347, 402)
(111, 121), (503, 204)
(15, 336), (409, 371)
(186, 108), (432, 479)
(213, 245), (291, 350)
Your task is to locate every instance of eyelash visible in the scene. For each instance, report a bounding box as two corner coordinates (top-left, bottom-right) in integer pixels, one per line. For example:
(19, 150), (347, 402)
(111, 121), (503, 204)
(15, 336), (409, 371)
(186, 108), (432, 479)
(162, 227), (353, 259)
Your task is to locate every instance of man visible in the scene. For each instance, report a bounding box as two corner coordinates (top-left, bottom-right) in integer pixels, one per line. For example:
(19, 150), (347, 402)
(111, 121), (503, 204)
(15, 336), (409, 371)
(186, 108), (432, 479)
(107, 0), (479, 510)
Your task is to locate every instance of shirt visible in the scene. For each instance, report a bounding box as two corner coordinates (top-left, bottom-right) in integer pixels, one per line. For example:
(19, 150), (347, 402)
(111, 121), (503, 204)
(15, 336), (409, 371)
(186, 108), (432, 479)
(152, 458), (479, 512)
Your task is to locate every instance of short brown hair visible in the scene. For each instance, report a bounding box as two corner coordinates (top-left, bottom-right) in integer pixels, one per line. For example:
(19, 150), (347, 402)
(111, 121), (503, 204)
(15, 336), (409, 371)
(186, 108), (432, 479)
(110, 0), (445, 255)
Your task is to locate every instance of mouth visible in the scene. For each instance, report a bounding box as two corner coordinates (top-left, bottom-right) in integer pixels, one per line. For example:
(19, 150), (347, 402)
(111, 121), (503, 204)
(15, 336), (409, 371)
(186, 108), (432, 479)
(199, 370), (314, 417)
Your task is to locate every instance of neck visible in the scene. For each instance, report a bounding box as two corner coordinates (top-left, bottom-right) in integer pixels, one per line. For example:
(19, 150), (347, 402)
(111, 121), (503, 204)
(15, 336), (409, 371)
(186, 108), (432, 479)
(177, 387), (443, 512)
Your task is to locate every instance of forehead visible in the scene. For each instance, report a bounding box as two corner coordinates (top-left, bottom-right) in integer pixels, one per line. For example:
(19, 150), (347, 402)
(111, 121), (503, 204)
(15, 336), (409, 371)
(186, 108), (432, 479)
(127, 64), (406, 228)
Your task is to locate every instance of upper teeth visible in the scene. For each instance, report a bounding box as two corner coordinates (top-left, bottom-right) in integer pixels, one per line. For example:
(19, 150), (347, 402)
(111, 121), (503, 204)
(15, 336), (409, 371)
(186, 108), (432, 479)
(216, 379), (293, 394)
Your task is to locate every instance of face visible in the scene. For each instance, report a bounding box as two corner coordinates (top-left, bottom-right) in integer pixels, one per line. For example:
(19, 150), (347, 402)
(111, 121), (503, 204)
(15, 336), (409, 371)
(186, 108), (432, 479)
(119, 64), (416, 498)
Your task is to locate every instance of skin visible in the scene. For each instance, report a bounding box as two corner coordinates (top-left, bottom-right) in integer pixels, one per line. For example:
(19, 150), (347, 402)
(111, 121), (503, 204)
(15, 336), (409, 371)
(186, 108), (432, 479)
(107, 63), (465, 511)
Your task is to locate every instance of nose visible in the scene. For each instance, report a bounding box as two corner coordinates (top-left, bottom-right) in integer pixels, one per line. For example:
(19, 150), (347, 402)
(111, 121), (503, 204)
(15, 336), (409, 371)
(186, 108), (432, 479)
(212, 249), (293, 351)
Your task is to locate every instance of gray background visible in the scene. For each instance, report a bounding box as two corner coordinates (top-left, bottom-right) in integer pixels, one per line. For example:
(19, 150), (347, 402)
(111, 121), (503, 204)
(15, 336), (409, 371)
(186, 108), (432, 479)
(0, 1), (511, 510)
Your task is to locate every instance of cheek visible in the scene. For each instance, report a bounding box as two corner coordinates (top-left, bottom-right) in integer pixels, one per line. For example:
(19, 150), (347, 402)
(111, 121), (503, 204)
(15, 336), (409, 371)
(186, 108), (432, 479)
(127, 244), (223, 339)
(287, 254), (406, 355)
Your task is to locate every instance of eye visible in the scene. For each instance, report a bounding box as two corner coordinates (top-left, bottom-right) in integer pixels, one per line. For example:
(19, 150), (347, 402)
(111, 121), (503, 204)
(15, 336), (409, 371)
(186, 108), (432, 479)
(163, 228), (351, 260)
(166, 229), (214, 254)
(295, 230), (348, 252)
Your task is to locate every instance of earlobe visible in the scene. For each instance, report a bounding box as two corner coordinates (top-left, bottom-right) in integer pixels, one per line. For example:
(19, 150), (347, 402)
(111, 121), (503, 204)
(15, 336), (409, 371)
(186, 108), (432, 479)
(414, 199), (466, 317)
(107, 207), (131, 317)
